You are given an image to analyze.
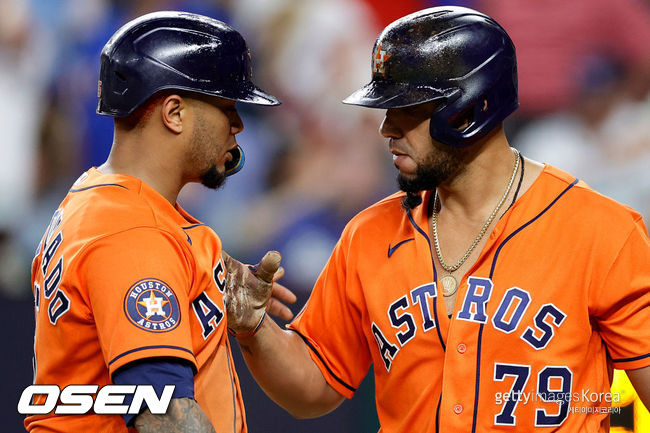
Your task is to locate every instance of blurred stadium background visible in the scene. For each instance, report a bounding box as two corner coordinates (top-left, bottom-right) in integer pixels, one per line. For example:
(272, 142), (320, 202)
(1, 0), (649, 431)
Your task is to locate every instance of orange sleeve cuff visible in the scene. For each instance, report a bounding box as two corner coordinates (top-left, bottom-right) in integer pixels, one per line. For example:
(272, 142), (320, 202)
(107, 345), (197, 377)
(612, 353), (650, 371)
(287, 328), (356, 399)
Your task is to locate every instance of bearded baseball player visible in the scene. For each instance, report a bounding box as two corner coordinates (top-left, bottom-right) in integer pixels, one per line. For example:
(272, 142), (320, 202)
(25, 11), (293, 433)
(225, 7), (650, 432)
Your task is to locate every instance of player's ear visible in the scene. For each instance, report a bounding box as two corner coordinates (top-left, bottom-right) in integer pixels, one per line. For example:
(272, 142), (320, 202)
(160, 94), (185, 134)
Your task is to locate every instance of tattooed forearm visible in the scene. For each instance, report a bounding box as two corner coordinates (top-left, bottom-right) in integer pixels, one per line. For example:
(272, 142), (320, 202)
(134, 397), (216, 433)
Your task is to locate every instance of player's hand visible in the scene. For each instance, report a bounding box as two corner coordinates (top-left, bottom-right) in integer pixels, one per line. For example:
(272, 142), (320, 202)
(266, 265), (297, 322)
(222, 251), (295, 335)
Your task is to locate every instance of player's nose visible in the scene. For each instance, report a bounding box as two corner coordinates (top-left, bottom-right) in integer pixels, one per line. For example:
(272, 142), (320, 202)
(380, 110), (402, 139)
(230, 109), (244, 135)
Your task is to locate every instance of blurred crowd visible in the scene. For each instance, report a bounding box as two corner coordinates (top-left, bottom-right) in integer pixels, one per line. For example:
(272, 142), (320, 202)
(1, 0), (649, 302)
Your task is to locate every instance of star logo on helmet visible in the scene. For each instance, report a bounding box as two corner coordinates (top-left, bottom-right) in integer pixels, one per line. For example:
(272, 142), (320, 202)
(373, 44), (391, 77)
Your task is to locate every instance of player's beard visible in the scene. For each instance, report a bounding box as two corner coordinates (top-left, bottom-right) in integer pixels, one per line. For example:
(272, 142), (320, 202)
(190, 113), (227, 190)
(397, 145), (465, 209)
(199, 164), (226, 190)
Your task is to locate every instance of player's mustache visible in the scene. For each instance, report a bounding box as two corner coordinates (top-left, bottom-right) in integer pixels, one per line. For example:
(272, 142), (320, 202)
(389, 139), (410, 157)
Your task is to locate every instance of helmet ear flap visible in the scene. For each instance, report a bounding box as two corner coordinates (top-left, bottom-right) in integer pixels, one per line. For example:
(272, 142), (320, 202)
(448, 105), (475, 132)
(429, 47), (518, 148)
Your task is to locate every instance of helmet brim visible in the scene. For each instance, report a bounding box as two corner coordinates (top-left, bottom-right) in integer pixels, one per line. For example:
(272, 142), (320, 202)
(98, 82), (281, 117)
(220, 82), (281, 106)
(342, 80), (453, 109)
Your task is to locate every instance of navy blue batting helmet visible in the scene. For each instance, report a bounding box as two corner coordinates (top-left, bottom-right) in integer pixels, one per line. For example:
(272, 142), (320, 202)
(343, 7), (518, 148)
(97, 11), (280, 175)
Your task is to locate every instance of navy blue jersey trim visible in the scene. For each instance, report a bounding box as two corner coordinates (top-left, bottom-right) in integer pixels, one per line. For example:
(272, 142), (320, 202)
(470, 178), (578, 432)
(471, 324), (485, 433)
(604, 345), (612, 360)
(611, 353), (650, 363)
(288, 329), (357, 393)
(407, 211), (446, 352)
(181, 224), (206, 245)
(387, 238), (415, 257)
(435, 394), (441, 433)
(70, 183), (129, 193)
(108, 345), (194, 367)
(490, 179), (578, 276)
(181, 224), (206, 230)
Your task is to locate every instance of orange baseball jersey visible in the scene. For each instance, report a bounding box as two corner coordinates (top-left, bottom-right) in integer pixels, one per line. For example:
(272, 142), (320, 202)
(289, 164), (650, 432)
(26, 168), (246, 432)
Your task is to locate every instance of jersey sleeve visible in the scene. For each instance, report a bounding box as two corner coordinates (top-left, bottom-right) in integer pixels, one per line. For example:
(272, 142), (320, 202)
(78, 227), (197, 376)
(288, 226), (372, 399)
(591, 217), (650, 370)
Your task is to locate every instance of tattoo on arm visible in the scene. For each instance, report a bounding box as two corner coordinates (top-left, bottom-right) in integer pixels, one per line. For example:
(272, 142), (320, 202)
(240, 344), (253, 355)
(134, 397), (216, 433)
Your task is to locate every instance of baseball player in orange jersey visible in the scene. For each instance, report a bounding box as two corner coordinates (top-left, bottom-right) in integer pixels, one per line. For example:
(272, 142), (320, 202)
(25, 11), (294, 433)
(223, 7), (650, 433)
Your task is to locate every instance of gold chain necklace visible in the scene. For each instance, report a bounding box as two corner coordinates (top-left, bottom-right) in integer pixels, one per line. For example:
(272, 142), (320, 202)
(433, 148), (520, 297)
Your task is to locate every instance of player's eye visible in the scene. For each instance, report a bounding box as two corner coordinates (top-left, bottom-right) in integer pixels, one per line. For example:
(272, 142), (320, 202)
(402, 102), (435, 119)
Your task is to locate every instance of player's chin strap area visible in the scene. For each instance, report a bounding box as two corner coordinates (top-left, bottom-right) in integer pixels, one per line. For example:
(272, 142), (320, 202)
(225, 146), (245, 177)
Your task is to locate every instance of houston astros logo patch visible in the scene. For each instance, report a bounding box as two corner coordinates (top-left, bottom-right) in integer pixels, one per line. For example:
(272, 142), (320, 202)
(124, 279), (180, 332)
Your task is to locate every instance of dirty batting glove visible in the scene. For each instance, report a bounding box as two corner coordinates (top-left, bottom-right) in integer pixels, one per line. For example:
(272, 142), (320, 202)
(222, 250), (282, 337)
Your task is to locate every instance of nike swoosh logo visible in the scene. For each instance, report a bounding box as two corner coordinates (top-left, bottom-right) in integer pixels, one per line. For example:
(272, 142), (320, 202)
(388, 238), (415, 258)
